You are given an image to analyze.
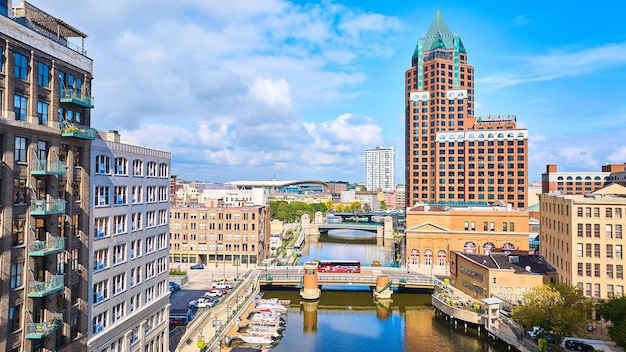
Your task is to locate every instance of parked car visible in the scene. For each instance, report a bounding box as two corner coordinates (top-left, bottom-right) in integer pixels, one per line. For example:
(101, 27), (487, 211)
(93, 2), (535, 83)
(526, 326), (544, 339)
(169, 281), (181, 291)
(212, 281), (233, 289)
(189, 297), (215, 309)
(563, 340), (595, 351)
(169, 318), (183, 328)
(190, 264), (204, 270)
(204, 289), (224, 298)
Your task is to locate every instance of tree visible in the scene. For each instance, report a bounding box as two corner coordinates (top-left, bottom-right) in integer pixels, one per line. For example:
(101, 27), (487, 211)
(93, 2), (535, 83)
(379, 200), (387, 210)
(597, 296), (626, 348)
(512, 283), (593, 338)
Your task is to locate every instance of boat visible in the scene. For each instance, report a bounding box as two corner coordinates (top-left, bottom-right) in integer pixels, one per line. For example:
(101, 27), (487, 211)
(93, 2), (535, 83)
(244, 328), (282, 338)
(236, 333), (277, 344)
(244, 321), (284, 331)
(256, 300), (289, 313)
(250, 312), (286, 324)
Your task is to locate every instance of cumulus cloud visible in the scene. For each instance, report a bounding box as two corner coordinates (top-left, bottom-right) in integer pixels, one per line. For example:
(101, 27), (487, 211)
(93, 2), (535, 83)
(39, 1), (401, 181)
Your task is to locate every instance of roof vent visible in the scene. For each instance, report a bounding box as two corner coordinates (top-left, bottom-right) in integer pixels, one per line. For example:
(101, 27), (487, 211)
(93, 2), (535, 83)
(508, 256), (519, 263)
(525, 266), (531, 272)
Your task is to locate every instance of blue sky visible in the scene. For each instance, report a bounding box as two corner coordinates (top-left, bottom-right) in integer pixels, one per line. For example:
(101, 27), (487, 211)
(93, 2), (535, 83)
(41, 1), (626, 184)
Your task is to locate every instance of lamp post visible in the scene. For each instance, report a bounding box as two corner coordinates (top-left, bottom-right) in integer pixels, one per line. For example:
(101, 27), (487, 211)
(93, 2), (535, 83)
(223, 253), (226, 281)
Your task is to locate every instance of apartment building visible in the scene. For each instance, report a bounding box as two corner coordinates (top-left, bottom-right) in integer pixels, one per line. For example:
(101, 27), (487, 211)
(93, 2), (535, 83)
(405, 11), (528, 209)
(88, 131), (171, 351)
(0, 2), (95, 351)
(365, 146), (395, 192)
(539, 183), (626, 299)
(405, 203), (531, 271)
(541, 163), (626, 195)
(169, 205), (270, 268)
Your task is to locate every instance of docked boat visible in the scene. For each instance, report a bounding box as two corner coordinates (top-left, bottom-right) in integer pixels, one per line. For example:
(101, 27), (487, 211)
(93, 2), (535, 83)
(250, 312), (286, 324)
(256, 300), (289, 313)
(236, 333), (277, 344)
(244, 321), (284, 331)
(244, 328), (282, 338)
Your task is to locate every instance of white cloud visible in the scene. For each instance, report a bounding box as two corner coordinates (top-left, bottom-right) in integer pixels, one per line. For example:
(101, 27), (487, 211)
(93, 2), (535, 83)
(607, 146), (626, 164)
(478, 42), (626, 88)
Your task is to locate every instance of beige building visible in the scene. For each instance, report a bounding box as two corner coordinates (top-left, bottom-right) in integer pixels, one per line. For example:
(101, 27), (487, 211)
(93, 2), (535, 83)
(169, 205), (270, 267)
(539, 183), (626, 299)
(450, 251), (556, 302)
(406, 203), (531, 272)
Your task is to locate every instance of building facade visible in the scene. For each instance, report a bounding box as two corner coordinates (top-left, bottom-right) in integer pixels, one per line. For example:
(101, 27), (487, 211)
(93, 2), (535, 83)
(405, 204), (531, 272)
(539, 184), (626, 299)
(169, 205), (270, 268)
(365, 146), (395, 192)
(88, 131), (171, 352)
(405, 11), (528, 209)
(540, 163), (626, 195)
(0, 2), (95, 351)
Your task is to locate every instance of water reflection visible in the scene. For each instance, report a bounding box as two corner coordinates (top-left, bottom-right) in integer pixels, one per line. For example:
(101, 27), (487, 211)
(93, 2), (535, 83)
(263, 290), (511, 352)
(299, 230), (394, 265)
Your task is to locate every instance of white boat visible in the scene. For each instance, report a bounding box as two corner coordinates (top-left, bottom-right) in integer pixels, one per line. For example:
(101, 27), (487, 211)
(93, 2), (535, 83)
(251, 312), (285, 324)
(236, 333), (276, 344)
(256, 303), (287, 313)
(245, 321), (284, 331)
(244, 328), (282, 338)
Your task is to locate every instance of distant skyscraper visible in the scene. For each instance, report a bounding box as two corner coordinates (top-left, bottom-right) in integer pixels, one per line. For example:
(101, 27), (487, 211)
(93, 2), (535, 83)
(365, 146), (396, 192)
(405, 10), (528, 209)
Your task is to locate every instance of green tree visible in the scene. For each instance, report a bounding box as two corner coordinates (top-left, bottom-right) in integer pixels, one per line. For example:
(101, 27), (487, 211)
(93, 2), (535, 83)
(347, 201), (363, 212)
(379, 200), (387, 210)
(597, 296), (626, 348)
(512, 283), (593, 338)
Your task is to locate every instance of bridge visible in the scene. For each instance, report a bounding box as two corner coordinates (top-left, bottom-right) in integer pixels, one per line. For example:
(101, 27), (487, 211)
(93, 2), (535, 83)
(301, 212), (396, 240)
(257, 266), (437, 290)
(316, 222), (382, 232)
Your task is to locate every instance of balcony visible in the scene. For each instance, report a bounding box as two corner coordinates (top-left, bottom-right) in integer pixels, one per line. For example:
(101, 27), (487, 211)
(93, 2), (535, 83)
(25, 313), (63, 339)
(31, 160), (66, 176)
(61, 122), (97, 140)
(60, 88), (94, 108)
(29, 237), (65, 256)
(28, 275), (64, 298)
(30, 199), (66, 216)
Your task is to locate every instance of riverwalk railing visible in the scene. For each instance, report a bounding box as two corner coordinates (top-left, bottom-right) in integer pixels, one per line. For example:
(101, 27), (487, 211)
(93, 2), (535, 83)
(260, 274), (438, 288)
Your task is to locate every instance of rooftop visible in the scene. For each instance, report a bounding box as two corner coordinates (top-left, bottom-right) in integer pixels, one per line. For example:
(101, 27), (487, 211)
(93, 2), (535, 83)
(460, 252), (556, 274)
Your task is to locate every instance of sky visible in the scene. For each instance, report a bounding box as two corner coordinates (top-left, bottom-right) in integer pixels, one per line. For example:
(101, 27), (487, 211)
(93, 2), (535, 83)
(38, 1), (626, 184)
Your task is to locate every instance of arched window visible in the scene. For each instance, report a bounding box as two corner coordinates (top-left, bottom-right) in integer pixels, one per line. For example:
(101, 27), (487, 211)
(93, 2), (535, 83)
(115, 157), (127, 175)
(409, 249), (419, 265)
(483, 242), (495, 254)
(424, 249), (433, 266)
(501, 242), (515, 251)
(437, 250), (447, 266)
(464, 241), (477, 254)
(95, 154), (111, 174)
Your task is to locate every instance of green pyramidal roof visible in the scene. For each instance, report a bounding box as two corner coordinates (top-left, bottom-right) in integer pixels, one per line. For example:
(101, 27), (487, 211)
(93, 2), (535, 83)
(413, 10), (466, 58)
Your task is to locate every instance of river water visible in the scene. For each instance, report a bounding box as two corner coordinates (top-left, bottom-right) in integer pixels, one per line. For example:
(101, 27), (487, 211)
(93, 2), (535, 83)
(254, 230), (513, 352)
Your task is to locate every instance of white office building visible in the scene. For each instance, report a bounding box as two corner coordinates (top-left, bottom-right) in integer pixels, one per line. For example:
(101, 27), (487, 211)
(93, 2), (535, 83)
(88, 131), (171, 352)
(365, 146), (395, 192)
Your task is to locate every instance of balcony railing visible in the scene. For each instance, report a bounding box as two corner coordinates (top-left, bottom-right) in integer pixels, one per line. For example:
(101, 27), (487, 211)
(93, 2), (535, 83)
(29, 237), (65, 256)
(60, 88), (94, 108)
(31, 160), (66, 175)
(28, 275), (64, 297)
(25, 313), (63, 339)
(30, 199), (66, 215)
(60, 122), (97, 140)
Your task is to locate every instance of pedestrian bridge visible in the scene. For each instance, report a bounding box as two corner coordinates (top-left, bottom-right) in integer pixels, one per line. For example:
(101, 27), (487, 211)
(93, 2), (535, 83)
(258, 272), (437, 289)
(316, 222), (382, 232)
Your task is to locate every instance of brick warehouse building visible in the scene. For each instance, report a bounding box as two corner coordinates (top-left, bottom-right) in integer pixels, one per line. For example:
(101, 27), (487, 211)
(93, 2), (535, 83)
(405, 10), (528, 209)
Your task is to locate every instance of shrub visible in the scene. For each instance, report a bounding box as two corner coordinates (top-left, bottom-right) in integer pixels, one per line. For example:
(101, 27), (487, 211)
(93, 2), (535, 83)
(169, 269), (187, 276)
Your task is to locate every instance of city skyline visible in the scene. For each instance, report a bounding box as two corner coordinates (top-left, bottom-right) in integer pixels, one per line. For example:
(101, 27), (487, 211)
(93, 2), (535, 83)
(40, 1), (626, 184)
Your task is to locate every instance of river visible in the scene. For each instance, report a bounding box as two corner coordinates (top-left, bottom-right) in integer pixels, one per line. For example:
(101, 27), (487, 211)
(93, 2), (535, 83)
(248, 230), (513, 352)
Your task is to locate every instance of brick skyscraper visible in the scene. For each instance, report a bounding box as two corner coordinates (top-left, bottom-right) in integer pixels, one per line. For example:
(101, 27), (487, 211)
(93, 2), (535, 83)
(405, 10), (528, 209)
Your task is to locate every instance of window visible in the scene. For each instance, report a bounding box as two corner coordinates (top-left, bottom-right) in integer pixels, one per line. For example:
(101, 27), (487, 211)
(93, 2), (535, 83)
(617, 245), (623, 260)
(617, 224), (622, 239)
(94, 249), (109, 272)
(12, 216), (25, 246)
(131, 212), (142, 231)
(131, 240), (142, 259)
(577, 263), (583, 276)
(112, 302), (125, 323)
(114, 215), (126, 234)
(133, 160), (143, 176)
(577, 207), (583, 217)
(147, 211), (156, 228)
(617, 265), (623, 279)
(594, 207), (600, 217)
(94, 279), (109, 304)
(93, 311), (107, 334)
(113, 244), (126, 265)
(586, 263), (591, 277)
(115, 157), (128, 175)
(158, 163), (169, 177)
(113, 273), (125, 295)
(607, 244), (613, 258)
(576, 243), (583, 257)
(147, 161), (157, 177)
(95, 186), (110, 206)
(14, 136), (27, 162)
(114, 186), (127, 205)
(132, 186), (142, 204)
(8, 303), (22, 333)
(147, 186), (156, 202)
(38, 62), (50, 87)
(10, 262), (23, 288)
(94, 217), (110, 238)
(594, 244), (601, 258)
(14, 53), (27, 80)
(586, 243), (592, 257)
(607, 264), (614, 279)
(146, 236), (155, 253)
(606, 224), (613, 239)
(606, 208), (613, 218)
(158, 186), (168, 202)
(95, 155), (111, 174)
(37, 101), (49, 125)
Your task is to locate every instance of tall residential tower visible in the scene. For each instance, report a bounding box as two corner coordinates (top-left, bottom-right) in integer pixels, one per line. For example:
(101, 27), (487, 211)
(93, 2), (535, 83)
(405, 10), (528, 209)
(365, 146), (395, 192)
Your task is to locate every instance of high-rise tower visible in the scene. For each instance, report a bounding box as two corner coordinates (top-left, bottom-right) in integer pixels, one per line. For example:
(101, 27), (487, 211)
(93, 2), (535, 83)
(365, 146), (395, 192)
(405, 10), (528, 209)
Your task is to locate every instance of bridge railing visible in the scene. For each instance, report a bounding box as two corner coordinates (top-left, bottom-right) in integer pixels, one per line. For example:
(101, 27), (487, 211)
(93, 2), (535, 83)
(259, 274), (438, 286)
